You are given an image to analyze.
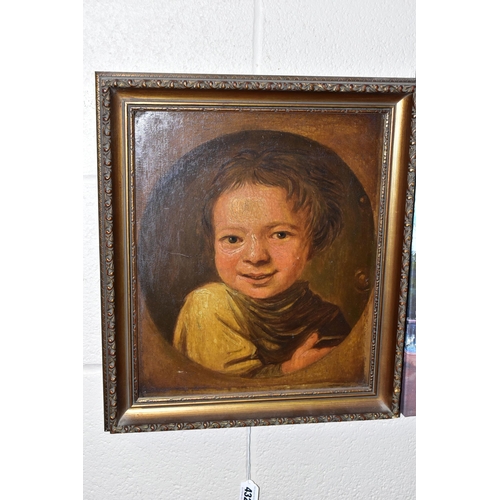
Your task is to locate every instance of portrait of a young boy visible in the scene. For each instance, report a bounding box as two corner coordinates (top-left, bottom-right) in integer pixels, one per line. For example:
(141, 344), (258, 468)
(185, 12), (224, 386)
(138, 127), (377, 393)
(173, 149), (351, 377)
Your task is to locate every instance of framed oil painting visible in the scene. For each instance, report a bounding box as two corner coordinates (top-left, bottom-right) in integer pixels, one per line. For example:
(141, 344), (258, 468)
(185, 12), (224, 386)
(96, 72), (416, 433)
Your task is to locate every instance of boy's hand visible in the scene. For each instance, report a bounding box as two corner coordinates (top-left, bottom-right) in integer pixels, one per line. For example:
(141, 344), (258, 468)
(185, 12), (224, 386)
(281, 332), (332, 374)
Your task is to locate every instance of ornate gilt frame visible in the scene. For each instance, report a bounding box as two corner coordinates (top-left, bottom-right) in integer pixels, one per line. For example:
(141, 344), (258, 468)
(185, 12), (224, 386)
(96, 72), (416, 433)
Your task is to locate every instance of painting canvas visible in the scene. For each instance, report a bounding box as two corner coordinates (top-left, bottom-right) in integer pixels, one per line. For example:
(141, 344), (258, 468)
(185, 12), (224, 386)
(138, 124), (377, 395)
(96, 73), (416, 432)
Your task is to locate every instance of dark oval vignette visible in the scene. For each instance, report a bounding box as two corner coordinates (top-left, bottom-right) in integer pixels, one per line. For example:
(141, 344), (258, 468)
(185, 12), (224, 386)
(138, 130), (376, 345)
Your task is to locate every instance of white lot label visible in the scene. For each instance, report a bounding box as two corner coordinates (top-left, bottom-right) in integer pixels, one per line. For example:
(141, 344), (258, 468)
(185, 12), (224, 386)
(240, 479), (260, 500)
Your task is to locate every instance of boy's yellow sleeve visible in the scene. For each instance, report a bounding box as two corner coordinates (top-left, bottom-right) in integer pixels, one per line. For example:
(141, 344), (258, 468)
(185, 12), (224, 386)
(173, 284), (265, 376)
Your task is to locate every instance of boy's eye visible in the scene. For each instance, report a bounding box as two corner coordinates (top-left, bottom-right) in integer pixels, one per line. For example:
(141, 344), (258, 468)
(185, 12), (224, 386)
(273, 231), (289, 240)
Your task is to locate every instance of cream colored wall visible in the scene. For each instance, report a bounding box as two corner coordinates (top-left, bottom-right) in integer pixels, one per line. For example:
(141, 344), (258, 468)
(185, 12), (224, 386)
(83, 1), (416, 498)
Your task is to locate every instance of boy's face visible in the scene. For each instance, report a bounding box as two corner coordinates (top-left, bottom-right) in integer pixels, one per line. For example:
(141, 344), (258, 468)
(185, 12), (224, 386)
(213, 184), (312, 299)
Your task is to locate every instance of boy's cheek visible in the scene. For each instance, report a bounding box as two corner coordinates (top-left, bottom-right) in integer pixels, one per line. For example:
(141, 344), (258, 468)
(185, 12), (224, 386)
(215, 243), (242, 257)
(214, 253), (239, 275)
(272, 243), (309, 263)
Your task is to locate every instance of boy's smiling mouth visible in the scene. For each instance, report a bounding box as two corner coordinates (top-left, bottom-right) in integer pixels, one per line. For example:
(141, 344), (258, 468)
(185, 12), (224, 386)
(239, 271), (277, 284)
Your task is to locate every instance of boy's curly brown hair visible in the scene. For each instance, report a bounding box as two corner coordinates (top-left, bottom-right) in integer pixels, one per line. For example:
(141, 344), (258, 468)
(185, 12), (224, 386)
(202, 149), (344, 258)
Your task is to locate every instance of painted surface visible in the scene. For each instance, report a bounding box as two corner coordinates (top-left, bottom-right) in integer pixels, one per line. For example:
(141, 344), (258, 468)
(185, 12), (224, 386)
(136, 124), (378, 395)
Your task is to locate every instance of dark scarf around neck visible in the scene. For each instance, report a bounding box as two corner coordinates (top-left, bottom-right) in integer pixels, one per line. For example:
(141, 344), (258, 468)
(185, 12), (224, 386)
(227, 281), (351, 365)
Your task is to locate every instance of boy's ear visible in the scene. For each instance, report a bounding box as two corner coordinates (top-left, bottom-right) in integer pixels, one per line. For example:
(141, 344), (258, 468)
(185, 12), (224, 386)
(307, 245), (315, 261)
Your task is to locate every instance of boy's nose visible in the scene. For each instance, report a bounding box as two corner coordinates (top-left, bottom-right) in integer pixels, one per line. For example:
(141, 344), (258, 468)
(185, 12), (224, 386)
(243, 235), (270, 265)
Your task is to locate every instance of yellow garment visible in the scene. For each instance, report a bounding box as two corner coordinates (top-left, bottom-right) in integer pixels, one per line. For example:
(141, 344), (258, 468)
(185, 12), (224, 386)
(173, 283), (282, 376)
